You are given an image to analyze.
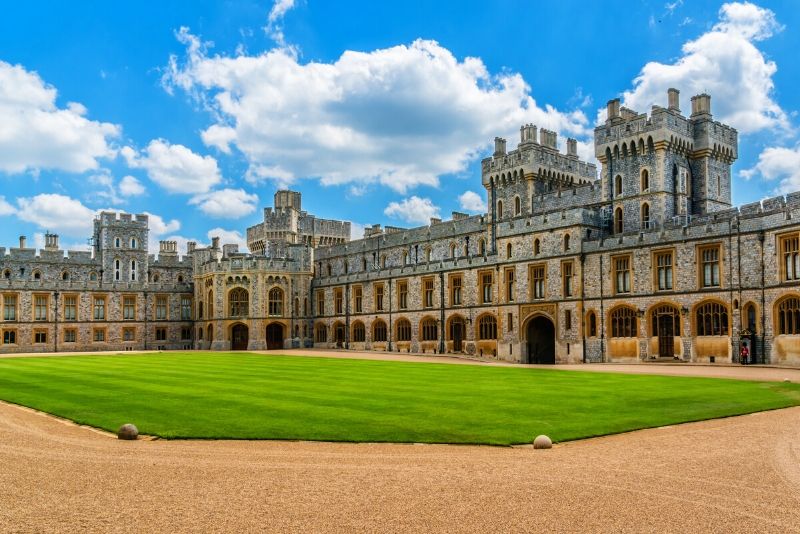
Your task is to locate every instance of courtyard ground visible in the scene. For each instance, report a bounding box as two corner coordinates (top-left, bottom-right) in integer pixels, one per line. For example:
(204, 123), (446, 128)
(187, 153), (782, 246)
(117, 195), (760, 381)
(1, 398), (799, 533)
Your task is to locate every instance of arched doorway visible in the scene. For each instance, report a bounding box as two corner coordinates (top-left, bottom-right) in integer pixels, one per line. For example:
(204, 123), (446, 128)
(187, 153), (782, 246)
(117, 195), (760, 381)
(231, 323), (248, 351)
(334, 322), (346, 347)
(266, 323), (284, 350)
(526, 316), (555, 364)
(449, 316), (465, 352)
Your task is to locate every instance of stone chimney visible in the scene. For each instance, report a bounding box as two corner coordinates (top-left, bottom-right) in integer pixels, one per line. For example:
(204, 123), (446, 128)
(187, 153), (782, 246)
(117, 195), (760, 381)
(186, 241), (196, 254)
(430, 217), (442, 225)
(19, 235), (26, 249)
(493, 137), (507, 157)
(691, 94), (712, 117)
(159, 240), (178, 255)
(566, 138), (578, 158)
(540, 129), (557, 149)
(607, 98), (621, 120)
(44, 233), (59, 251)
(668, 88), (680, 112)
(211, 236), (220, 250)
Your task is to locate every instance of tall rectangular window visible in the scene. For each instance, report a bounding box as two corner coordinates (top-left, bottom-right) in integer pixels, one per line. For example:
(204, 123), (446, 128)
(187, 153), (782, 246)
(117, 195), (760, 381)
(316, 290), (325, 315)
(93, 296), (105, 320)
(398, 281), (408, 310)
(530, 265), (545, 300)
(334, 288), (343, 314)
(423, 278), (434, 308)
(480, 272), (493, 304)
(374, 283), (384, 311)
(4, 295), (17, 321)
(63, 295), (77, 321)
(562, 261), (573, 297)
(35, 295), (49, 321)
(181, 296), (192, 320)
(614, 256), (631, 294)
(123, 296), (136, 320)
(781, 234), (800, 281)
(155, 296), (168, 320)
(505, 268), (515, 302)
(450, 275), (462, 306)
(700, 246), (720, 288)
(655, 251), (674, 290)
(353, 286), (363, 313)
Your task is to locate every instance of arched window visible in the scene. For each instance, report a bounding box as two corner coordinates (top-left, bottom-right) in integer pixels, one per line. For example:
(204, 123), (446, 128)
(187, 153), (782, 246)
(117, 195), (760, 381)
(381, 255), (387, 269)
(396, 319), (412, 341)
(89, 271), (97, 281)
(776, 297), (800, 335)
(641, 203), (650, 229)
(614, 207), (623, 234)
(198, 301), (204, 319)
(587, 311), (597, 337)
(229, 288), (249, 317)
(425, 247), (432, 262)
(478, 315), (497, 340)
(268, 287), (283, 316)
(61, 271), (69, 281)
(372, 320), (387, 342)
(130, 260), (136, 281)
(742, 302), (757, 333)
(641, 169), (649, 191)
(514, 196), (521, 215)
(343, 260), (348, 274)
(506, 243), (512, 258)
(293, 297), (299, 316)
(207, 290), (214, 318)
(362, 258), (367, 271)
(534, 238), (540, 255)
(696, 301), (729, 336)
(564, 234), (570, 251)
(478, 239), (486, 256)
(497, 200), (504, 219)
(610, 307), (637, 337)
(2, 269), (10, 279)
(615, 175), (623, 196)
(115, 237), (121, 248)
(326, 263), (332, 276)
(130, 237), (137, 249)
(114, 259), (121, 281)
(650, 304), (680, 336)
(315, 323), (327, 343)
(421, 318), (437, 341)
(352, 321), (365, 342)
(402, 251), (409, 265)
(450, 243), (456, 259)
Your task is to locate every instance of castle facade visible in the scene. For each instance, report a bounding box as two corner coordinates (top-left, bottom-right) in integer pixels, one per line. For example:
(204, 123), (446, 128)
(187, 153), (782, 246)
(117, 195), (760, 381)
(3, 89), (800, 365)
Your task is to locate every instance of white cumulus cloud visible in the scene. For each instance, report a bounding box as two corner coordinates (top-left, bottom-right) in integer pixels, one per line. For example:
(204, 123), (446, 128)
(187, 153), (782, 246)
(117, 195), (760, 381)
(122, 139), (222, 194)
(16, 194), (96, 237)
(741, 144), (800, 194)
(207, 227), (249, 252)
(384, 196), (441, 226)
(458, 190), (487, 213)
(264, 0), (297, 46)
(119, 175), (146, 196)
(615, 2), (788, 135)
(0, 61), (119, 174)
(163, 33), (590, 194)
(189, 188), (259, 218)
(0, 196), (16, 216)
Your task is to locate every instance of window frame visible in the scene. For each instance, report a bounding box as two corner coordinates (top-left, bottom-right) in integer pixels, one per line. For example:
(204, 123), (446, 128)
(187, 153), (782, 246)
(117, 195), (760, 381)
(652, 248), (676, 292)
(612, 254), (632, 295)
(697, 243), (722, 289)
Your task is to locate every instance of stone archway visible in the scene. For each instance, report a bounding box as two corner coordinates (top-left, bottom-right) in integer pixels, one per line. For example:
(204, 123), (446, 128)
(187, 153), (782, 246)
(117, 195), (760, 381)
(266, 322), (284, 350)
(231, 323), (248, 351)
(526, 315), (555, 364)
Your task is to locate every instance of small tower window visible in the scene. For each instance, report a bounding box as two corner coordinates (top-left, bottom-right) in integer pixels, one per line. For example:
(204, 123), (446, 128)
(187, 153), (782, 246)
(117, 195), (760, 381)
(641, 169), (649, 191)
(564, 234), (570, 251)
(130, 237), (137, 249)
(514, 196), (521, 215)
(614, 207), (624, 234)
(506, 243), (512, 258)
(130, 260), (136, 281)
(497, 200), (504, 219)
(33, 270), (41, 280)
(114, 259), (121, 281)
(115, 237), (121, 248)
(534, 238), (540, 255)
(641, 203), (651, 229)
(615, 175), (623, 196)
(61, 271), (69, 281)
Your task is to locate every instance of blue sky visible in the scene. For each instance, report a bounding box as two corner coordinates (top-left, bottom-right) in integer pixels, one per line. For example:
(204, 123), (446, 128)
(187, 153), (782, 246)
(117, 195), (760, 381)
(0, 1), (799, 252)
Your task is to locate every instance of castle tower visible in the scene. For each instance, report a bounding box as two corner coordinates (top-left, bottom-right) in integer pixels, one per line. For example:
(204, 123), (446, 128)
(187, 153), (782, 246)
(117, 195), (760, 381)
(93, 212), (150, 283)
(594, 89), (738, 234)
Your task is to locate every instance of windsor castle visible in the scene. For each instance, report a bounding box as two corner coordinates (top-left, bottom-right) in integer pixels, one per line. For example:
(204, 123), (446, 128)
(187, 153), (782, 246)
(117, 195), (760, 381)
(3, 89), (800, 365)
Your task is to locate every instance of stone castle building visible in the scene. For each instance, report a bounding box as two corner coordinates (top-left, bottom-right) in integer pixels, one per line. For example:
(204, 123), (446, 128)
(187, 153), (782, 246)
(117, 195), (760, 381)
(3, 89), (800, 365)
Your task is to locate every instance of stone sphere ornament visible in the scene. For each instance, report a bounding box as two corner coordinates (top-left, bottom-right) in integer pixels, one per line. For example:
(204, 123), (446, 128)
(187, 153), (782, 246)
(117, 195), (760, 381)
(533, 435), (552, 449)
(117, 423), (139, 440)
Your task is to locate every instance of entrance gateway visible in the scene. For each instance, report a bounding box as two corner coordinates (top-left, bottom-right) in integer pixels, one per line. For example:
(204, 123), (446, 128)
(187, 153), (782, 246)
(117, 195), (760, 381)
(231, 323), (248, 351)
(266, 323), (284, 350)
(526, 316), (555, 364)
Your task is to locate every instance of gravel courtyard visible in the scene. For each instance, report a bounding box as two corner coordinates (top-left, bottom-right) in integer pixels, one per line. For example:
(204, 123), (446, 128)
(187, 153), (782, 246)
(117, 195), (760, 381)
(1, 358), (799, 533)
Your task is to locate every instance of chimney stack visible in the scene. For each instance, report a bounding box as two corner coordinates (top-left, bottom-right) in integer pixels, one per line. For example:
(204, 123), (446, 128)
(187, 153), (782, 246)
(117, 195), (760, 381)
(690, 94), (712, 117)
(211, 236), (220, 250)
(566, 138), (578, 158)
(493, 137), (507, 156)
(187, 241), (196, 254)
(607, 98), (621, 120)
(44, 233), (59, 250)
(18, 235), (26, 249)
(667, 88), (680, 112)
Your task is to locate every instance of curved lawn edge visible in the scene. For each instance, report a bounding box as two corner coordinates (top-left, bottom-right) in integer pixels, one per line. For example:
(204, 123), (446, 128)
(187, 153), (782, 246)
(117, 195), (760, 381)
(0, 352), (798, 445)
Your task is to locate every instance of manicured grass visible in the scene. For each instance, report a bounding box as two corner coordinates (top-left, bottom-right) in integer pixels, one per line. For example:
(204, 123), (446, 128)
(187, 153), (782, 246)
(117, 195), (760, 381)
(0, 352), (798, 445)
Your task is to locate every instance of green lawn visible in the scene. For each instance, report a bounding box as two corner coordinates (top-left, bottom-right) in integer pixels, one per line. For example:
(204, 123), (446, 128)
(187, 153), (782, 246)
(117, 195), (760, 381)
(0, 352), (798, 445)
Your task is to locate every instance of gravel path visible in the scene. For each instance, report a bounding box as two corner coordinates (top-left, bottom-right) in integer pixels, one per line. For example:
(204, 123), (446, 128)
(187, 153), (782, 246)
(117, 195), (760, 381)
(1, 400), (799, 533)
